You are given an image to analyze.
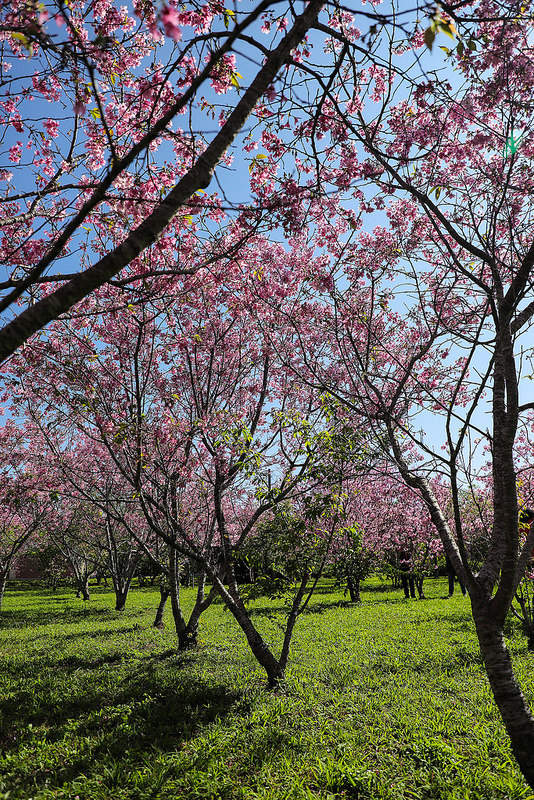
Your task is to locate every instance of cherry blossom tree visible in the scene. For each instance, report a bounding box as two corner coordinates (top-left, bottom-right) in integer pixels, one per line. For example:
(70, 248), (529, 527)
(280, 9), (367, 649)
(46, 496), (104, 600)
(1, 0), (511, 362)
(346, 471), (442, 600)
(7, 248), (361, 680)
(0, 421), (52, 607)
(261, 4), (534, 783)
(0, 0), (366, 358)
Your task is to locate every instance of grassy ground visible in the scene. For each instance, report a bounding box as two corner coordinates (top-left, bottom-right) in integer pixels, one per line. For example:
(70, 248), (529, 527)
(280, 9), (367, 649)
(1, 577), (534, 800)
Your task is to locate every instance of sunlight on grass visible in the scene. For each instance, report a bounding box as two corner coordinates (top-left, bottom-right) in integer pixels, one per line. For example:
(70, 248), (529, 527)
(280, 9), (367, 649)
(1, 578), (534, 799)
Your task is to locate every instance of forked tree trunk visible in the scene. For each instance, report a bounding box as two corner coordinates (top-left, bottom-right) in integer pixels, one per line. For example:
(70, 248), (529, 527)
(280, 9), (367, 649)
(181, 572), (217, 647)
(472, 598), (534, 787)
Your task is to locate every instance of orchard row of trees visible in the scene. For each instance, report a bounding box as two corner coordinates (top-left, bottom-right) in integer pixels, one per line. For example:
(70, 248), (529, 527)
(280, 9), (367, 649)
(3, 0), (534, 787)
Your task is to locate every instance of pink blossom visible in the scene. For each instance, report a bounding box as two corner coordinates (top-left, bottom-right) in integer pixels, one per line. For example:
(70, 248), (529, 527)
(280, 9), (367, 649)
(161, 6), (182, 42)
(9, 143), (22, 164)
(43, 118), (59, 138)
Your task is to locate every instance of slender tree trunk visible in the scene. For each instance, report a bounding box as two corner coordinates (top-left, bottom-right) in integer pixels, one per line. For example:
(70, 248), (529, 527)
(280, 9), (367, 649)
(229, 597), (285, 687)
(76, 574), (90, 601)
(153, 584), (169, 628)
(0, 573), (7, 610)
(415, 576), (425, 599)
(212, 577), (285, 686)
(279, 573), (309, 673)
(472, 598), (534, 787)
(169, 545), (192, 648)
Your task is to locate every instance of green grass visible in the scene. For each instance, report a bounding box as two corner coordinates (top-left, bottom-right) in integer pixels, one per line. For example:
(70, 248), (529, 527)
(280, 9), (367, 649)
(1, 577), (534, 799)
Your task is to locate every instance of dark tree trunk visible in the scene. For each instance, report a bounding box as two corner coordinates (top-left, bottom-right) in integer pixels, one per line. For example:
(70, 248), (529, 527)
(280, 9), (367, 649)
(472, 598), (534, 787)
(227, 597), (285, 687)
(114, 589), (129, 611)
(347, 577), (361, 603)
(0, 573), (6, 610)
(76, 575), (90, 601)
(169, 545), (189, 647)
(153, 584), (169, 628)
(279, 573), (310, 673)
(179, 573), (217, 647)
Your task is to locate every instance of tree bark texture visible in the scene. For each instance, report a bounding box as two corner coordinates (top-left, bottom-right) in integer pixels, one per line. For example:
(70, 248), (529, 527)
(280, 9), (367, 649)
(114, 589), (128, 611)
(153, 585), (169, 628)
(472, 598), (534, 787)
(169, 545), (188, 645)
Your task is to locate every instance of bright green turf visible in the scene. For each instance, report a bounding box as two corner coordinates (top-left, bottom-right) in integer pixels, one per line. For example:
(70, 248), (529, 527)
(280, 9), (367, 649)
(1, 577), (533, 799)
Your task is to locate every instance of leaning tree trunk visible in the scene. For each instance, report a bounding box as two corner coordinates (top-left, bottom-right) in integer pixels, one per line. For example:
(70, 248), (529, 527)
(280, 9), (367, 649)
(75, 573), (90, 601)
(225, 592), (286, 687)
(153, 584), (170, 628)
(472, 598), (534, 787)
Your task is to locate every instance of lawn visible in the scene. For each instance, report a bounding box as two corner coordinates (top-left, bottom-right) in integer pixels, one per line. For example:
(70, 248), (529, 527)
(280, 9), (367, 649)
(1, 577), (533, 799)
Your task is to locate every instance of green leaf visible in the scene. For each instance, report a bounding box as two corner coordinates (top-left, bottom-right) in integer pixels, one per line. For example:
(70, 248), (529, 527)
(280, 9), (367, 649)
(437, 19), (456, 39)
(230, 72), (240, 89)
(424, 26), (435, 50)
(11, 31), (32, 51)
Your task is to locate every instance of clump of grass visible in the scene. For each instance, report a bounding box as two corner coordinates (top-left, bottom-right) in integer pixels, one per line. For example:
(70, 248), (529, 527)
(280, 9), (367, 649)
(0, 578), (533, 799)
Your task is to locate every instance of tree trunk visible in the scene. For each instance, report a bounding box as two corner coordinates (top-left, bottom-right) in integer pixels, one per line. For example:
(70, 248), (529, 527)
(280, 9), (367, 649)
(0, 573), (6, 610)
(180, 573), (217, 647)
(347, 577), (361, 603)
(169, 546), (190, 647)
(472, 599), (534, 787)
(215, 582), (285, 687)
(153, 584), (169, 628)
(114, 589), (128, 611)
(279, 573), (309, 673)
(77, 576), (90, 601)
(415, 576), (425, 599)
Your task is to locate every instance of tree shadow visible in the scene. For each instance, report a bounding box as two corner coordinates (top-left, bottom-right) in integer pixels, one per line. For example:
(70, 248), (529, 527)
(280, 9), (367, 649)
(0, 604), (136, 629)
(247, 597), (345, 618)
(0, 653), (248, 793)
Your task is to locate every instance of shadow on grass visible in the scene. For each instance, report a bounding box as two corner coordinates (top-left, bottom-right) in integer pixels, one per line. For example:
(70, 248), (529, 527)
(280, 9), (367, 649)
(1, 639), (180, 680)
(0, 604), (148, 630)
(247, 597), (346, 618)
(1, 660), (248, 794)
(0, 651), (246, 744)
(362, 582), (398, 594)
